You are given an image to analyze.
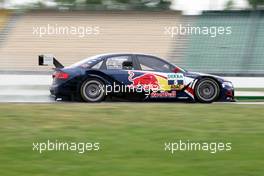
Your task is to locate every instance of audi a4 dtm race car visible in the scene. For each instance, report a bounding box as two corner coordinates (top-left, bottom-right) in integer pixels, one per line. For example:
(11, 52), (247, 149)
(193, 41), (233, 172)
(39, 53), (235, 103)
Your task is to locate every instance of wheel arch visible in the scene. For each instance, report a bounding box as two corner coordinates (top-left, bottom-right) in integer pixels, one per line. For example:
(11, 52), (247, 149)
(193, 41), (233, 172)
(78, 70), (118, 88)
(74, 70), (115, 100)
(193, 76), (222, 102)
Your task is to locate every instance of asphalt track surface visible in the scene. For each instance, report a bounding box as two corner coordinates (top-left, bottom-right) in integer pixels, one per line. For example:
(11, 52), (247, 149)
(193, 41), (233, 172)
(0, 74), (263, 104)
(0, 86), (263, 105)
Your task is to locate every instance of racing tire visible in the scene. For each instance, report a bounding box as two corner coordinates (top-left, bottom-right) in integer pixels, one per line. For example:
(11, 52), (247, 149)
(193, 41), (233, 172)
(195, 78), (220, 103)
(80, 79), (105, 102)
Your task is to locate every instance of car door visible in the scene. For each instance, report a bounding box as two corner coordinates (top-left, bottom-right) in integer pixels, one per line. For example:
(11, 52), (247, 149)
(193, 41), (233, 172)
(131, 55), (185, 91)
(101, 54), (136, 85)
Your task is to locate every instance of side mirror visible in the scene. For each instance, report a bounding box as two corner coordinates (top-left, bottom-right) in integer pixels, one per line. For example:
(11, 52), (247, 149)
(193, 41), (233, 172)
(122, 61), (133, 70)
(172, 67), (181, 73)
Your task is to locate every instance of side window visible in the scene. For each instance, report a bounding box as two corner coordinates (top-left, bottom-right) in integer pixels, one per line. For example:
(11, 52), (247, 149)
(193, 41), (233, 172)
(106, 56), (133, 70)
(137, 55), (172, 72)
(91, 60), (103, 69)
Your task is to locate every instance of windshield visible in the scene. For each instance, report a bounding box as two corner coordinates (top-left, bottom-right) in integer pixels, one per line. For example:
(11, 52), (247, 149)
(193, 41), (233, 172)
(168, 60), (187, 73)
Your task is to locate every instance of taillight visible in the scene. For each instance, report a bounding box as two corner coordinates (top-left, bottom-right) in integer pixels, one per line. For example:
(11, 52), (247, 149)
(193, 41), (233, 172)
(52, 71), (69, 80)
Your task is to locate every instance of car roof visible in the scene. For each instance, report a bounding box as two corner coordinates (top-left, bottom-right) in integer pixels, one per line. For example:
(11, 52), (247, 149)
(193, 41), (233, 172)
(92, 52), (161, 58)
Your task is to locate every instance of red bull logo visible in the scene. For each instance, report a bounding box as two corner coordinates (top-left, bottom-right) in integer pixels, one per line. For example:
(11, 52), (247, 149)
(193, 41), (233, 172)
(127, 71), (178, 98)
(128, 71), (162, 90)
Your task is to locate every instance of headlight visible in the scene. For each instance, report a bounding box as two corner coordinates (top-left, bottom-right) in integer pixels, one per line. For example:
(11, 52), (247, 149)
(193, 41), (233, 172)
(222, 81), (233, 88)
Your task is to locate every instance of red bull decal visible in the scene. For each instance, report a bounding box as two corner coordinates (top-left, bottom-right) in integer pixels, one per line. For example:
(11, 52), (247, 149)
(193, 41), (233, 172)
(128, 71), (166, 90)
(128, 71), (158, 86)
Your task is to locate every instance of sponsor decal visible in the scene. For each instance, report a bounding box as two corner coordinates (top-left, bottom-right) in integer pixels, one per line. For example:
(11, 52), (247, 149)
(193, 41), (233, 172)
(168, 80), (175, 85)
(167, 73), (184, 90)
(167, 73), (184, 80)
(150, 91), (177, 98)
(128, 71), (160, 88)
(128, 71), (186, 92)
(171, 84), (185, 90)
(128, 71), (168, 91)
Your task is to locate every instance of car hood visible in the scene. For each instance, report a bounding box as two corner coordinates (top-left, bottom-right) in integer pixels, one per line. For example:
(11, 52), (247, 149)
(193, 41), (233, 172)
(185, 71), (227, 82)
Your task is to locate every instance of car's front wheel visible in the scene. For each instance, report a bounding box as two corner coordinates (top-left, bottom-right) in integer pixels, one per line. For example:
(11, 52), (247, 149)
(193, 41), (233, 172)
(80, 79), (105, 102)
(195, 78), (220, 103)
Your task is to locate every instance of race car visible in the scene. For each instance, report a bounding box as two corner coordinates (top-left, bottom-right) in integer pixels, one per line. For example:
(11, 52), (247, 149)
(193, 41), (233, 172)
(39, 53), (235, 103)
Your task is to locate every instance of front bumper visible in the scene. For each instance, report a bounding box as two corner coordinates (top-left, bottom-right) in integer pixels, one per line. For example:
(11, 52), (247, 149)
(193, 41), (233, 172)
(219, 85), (235, 102)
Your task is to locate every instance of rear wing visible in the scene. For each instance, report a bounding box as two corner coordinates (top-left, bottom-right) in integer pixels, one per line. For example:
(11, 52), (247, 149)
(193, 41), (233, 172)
(38, 54), (64, 68)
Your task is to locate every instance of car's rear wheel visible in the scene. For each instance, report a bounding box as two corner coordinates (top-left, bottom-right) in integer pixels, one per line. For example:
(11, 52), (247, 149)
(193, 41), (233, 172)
(195, 78), (220, 103)
(80, 79), (105, 102)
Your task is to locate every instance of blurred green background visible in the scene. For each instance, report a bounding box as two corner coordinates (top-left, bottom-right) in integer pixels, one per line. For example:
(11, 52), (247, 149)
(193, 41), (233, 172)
(1, 0), (264, 75)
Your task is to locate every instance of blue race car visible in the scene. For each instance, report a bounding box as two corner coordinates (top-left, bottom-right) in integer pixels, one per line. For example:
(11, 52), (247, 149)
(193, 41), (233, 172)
(39, 53), (235, 103)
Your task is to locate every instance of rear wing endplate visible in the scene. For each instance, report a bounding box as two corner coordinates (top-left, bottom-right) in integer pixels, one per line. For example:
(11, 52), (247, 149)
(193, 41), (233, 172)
(38, 54), (64, 68)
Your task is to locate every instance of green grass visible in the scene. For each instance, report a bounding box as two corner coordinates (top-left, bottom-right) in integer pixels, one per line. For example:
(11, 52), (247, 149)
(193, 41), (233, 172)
(0, 103), (264, 176)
